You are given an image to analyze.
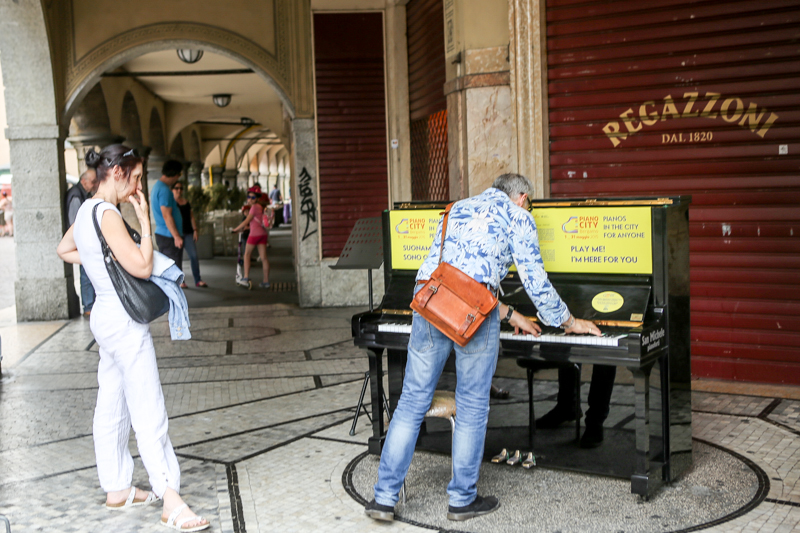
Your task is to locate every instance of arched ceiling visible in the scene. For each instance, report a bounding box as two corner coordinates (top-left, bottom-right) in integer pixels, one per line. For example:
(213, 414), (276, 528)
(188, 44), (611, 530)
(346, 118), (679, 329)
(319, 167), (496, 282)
(113, 49), (287, 165)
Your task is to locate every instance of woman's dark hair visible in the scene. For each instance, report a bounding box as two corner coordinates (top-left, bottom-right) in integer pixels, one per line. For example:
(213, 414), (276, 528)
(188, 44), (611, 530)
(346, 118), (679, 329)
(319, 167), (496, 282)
(85, 144), (143, 184)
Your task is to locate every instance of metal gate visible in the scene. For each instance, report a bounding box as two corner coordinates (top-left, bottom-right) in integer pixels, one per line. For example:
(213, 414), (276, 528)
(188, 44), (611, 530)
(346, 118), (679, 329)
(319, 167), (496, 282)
(546, 1), (800, 383)
(407, 0), (449, 201)
(314, 13), (389, 258)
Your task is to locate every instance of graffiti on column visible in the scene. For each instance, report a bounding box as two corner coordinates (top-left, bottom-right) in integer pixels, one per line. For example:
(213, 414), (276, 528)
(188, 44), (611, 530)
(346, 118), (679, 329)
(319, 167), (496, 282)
(298, 167), (317, 241)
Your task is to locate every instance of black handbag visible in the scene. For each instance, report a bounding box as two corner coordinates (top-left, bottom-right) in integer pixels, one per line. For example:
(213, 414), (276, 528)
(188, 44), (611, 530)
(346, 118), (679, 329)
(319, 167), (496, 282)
(91, 203), (170, 324)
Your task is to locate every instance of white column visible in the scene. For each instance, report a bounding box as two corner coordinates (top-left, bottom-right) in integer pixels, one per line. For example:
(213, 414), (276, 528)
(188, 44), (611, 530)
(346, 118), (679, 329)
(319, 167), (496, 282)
(290, 118), (321, 307)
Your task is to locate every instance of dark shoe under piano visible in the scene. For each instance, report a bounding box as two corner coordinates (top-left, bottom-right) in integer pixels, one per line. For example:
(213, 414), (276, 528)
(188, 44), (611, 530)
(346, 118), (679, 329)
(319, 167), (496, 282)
(580, 424), (605, 448)
(535, 406), (583, 429)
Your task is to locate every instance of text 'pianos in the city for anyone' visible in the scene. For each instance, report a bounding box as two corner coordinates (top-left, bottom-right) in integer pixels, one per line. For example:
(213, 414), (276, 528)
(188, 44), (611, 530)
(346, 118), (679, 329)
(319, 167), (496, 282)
(351, 197), (692, 498)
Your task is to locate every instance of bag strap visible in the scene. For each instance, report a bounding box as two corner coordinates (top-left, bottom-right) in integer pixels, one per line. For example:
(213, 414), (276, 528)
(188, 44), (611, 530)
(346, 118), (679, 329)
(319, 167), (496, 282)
(91, 202), (111, 256)
(92, 201), (141, 246)
(438, 202), (455, 265)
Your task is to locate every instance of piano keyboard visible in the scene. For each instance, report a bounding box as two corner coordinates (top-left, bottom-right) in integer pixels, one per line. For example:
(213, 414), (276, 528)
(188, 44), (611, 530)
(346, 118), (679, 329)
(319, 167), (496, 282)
(377, 323), (626, 347)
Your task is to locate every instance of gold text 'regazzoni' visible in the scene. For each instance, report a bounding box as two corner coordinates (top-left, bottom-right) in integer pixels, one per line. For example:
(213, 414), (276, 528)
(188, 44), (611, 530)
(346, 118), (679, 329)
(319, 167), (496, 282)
(602, 92), (779, 147)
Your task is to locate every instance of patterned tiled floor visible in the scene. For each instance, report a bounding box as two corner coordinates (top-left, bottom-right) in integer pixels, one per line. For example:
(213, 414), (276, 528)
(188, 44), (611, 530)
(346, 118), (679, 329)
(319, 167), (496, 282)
(0, 303), (798, 532)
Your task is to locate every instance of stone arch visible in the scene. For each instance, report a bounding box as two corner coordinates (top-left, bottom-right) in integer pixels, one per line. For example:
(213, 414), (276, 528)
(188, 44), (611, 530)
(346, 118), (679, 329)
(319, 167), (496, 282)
(169, 132), (185, 160)
(69, 83), (111, 136)
(120, 91), (143, 146)
(148, 107), (165, 156)
(258, 149), (270, 175)
(204, 144), (222, 168)
(63, 30), (295, 124)
(235, 130), (279, 168)
(188, 130), (202, 162)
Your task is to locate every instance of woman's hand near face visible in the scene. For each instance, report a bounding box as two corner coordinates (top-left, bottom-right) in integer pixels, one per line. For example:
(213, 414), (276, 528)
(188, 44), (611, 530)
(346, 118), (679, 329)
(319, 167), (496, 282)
(129, 189), (151, 234)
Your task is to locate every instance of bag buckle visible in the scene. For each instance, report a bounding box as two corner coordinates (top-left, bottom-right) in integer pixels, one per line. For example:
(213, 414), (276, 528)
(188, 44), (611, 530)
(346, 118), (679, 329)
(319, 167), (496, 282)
(466, 313), (475, 323)
(428, 285), (438, 293)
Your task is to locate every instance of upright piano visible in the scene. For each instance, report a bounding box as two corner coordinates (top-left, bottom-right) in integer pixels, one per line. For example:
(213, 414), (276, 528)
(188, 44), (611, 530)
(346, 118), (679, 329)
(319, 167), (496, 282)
(352, 197), (692, 498)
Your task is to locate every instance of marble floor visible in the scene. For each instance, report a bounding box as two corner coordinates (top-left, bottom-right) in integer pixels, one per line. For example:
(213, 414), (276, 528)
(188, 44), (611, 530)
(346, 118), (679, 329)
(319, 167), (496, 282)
(0, 303), (798, 532)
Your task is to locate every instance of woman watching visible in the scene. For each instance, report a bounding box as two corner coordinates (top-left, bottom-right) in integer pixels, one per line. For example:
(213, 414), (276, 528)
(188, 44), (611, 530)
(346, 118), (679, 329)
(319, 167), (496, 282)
(172, 182), (208, 289)
(231, 187), (270, 289)
(57, 144), (209, 532)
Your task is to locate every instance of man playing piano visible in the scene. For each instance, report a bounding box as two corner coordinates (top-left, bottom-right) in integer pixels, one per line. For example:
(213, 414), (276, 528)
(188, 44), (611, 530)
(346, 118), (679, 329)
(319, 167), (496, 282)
(366, 173), (601, 522)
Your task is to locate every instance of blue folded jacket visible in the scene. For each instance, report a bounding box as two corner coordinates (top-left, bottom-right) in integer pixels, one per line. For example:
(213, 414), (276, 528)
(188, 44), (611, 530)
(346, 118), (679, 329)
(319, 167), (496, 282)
(150, 264), (191, 340)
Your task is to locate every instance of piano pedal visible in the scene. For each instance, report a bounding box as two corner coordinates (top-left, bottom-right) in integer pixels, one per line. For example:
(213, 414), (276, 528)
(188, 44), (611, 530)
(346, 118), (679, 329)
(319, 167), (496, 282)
(506, 449), (522, 466)
(490, 448), (510, 463)
(521, 452), (536, 469)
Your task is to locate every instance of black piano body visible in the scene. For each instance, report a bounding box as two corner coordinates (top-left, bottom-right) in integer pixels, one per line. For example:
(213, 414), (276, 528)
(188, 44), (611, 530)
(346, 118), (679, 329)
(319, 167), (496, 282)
(352, 197), (692, 498)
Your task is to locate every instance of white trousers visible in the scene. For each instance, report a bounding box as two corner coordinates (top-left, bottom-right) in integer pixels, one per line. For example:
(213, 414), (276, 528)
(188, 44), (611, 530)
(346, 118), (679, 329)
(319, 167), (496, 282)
(92, 314), (180, 497)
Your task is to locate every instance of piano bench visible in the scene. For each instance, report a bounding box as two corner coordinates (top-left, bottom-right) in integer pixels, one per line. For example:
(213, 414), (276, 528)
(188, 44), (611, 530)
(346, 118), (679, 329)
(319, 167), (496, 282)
(403, 390), (456, 504)
(515, 359), (582, 449)
(426, 390), (456, 420)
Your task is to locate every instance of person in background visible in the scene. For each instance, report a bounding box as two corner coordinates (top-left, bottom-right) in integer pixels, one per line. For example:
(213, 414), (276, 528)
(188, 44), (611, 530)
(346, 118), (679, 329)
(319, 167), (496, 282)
(258, 194), (275, 232)
(0, 191), (12, 236)
(151, 160), (184, 274)
(172, 182), (208, 289)
(65, 168), (100, 316)
(282, 195), (291, 225)
(231, 187), (270, 289)
(268, 184), (283, 227)
(535, 364), (617, 448)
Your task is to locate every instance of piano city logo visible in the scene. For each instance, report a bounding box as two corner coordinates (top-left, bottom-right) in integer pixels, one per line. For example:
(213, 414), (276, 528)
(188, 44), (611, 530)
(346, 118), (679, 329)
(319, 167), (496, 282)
(394, 218), (427, 235)
(389, 209), (444, 270)
(561, 215), (599, 239)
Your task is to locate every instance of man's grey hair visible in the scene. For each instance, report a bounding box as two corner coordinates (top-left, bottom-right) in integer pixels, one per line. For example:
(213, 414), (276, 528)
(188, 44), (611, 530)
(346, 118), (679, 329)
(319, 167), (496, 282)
(79, 168), (96, 184)
(492, 173), (533, 199)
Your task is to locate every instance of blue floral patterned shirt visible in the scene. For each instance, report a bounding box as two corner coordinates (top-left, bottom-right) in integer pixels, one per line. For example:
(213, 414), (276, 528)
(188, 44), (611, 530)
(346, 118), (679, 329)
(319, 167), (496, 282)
(416, 188), (571, 327)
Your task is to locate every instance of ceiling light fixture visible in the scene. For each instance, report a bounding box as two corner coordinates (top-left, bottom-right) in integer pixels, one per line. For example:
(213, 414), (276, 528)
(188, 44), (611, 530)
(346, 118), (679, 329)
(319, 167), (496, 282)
(212, 94), (232, 107)
(177, 49), (203, 64)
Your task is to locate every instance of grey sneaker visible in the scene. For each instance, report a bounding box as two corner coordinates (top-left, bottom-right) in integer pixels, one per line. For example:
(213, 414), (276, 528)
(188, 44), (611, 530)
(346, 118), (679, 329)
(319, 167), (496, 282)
(365, 499), (394, 522)
(259, 282), (271, 289)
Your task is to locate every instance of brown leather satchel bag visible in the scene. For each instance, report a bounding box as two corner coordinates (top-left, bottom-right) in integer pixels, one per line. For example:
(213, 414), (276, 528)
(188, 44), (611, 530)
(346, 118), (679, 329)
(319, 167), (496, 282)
(410, 203), (499, 347)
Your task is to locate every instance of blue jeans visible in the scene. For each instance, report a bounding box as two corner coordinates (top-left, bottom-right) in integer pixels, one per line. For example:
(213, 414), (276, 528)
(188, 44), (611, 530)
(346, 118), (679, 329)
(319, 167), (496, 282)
(182, 236), (202, 284)
(373, 288), (500, 508)
(80, 265), (95, 313)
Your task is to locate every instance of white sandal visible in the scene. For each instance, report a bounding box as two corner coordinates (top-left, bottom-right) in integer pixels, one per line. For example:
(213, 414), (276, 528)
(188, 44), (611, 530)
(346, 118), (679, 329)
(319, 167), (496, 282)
(106, 486), (158, 510)
(161, 503), (210, 532)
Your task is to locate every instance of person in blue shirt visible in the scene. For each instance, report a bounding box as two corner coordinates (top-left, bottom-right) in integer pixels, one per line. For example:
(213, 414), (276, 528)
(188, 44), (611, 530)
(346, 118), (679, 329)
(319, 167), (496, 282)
(151, 160), (184, 273)
(366, 173), (601, 523)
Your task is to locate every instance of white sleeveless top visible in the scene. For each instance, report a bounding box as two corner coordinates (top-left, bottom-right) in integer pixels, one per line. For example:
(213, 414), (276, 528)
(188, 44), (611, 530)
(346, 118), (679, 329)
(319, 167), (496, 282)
(73, 199), (129, 318)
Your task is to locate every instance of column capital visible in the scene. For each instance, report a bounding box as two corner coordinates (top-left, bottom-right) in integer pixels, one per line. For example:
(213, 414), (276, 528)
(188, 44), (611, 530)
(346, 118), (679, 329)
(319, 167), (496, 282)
(67, 133), (125, 150)
(5, 125), (61, 141)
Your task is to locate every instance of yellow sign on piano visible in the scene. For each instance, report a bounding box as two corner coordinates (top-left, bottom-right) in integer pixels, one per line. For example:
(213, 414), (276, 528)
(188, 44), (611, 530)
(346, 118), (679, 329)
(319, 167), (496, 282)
(530, 206), (652, 274)
(389, 209), (443, 270)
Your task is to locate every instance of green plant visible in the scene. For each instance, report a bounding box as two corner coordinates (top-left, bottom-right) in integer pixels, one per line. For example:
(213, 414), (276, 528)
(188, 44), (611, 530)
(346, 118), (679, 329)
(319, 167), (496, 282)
(185, 184), (211, 215)
(206, 182), (248, 212)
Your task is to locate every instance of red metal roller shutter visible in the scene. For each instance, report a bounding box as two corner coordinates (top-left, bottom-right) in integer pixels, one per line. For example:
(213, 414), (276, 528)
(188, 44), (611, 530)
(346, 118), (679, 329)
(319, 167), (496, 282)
(407, 0), (449, 201)
(546, 1), (800, 384)
(314, 13), (389, 258)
